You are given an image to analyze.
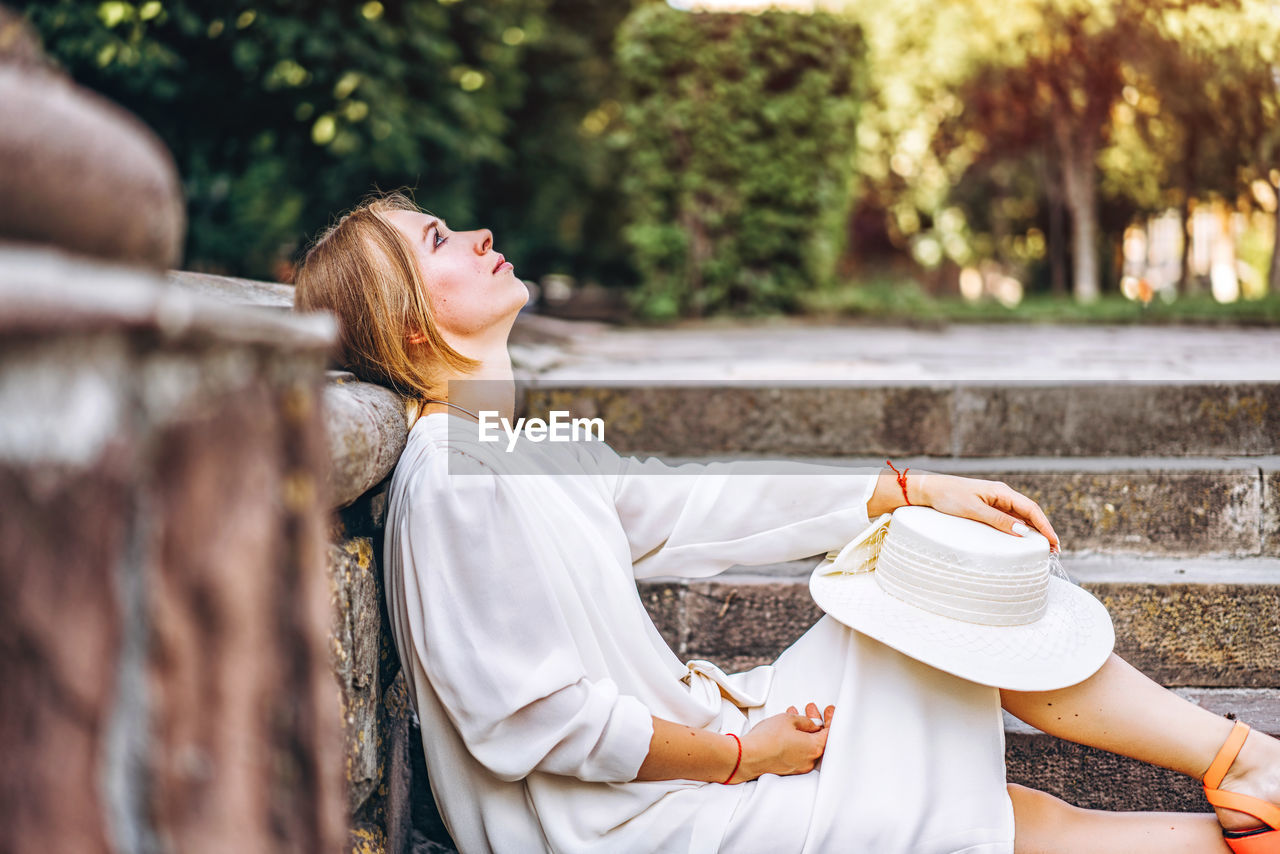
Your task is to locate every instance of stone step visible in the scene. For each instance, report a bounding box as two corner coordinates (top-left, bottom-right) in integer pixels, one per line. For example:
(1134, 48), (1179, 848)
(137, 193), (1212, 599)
(638, 555), (1280, 688)
(629, 455), (1280, 557)
(1004, 688), (1280, 812)
(524, 381), (1280, 459)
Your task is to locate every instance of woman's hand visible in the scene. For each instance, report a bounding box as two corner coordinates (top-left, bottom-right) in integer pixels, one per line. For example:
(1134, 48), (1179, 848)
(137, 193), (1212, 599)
(730, 702), (834, 783)
(917, 471), (1060, 553)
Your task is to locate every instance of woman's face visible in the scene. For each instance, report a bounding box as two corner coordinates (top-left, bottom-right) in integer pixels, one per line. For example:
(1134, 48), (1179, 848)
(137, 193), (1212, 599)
(384, 209), (528, 346)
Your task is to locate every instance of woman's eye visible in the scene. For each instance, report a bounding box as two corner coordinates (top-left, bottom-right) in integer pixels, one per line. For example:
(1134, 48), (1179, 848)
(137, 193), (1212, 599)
(433, 230), (447, 249)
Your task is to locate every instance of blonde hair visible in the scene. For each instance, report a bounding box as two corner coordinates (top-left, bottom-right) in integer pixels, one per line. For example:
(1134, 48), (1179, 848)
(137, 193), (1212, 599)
(294, 191), (479, 426)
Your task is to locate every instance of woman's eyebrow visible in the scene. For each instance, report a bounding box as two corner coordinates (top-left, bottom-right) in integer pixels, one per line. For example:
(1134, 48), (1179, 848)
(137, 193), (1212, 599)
(421, 219), (441, 243)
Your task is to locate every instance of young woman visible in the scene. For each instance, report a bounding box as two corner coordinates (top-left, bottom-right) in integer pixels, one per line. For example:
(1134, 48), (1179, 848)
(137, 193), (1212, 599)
(295, 192), (1280, 854)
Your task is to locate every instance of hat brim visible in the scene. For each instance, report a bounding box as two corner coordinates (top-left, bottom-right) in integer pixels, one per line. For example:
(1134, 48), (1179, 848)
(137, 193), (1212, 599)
(810, 566), (1115, 691)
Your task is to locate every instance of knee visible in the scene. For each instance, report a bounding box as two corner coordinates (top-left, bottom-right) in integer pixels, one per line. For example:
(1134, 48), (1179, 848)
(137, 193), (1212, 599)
(1008, 783), (1082, 854)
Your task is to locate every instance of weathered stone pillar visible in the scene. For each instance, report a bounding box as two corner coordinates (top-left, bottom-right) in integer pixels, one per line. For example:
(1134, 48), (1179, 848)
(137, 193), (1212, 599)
(0, 247), (346, 853)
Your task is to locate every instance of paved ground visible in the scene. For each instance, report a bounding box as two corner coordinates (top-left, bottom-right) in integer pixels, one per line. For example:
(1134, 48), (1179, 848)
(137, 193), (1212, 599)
(170, 273), (1280, 383)
(513, 316), (1280, 382)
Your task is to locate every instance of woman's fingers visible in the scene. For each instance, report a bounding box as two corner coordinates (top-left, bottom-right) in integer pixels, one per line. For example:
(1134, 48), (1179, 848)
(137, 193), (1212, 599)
(814, 722), (831, 754)
(794, 715), (822, 733)
(968, 499), (1027, 540)
(930, 473), (1061, 553)
(958, 480), (1053, 545)
(987, 485), (1060, 552)
(781, 703), (833, 732)
(786, 704), (819, 731)
(1010, 492), (1060, 553)
(785, 703), (832, 732)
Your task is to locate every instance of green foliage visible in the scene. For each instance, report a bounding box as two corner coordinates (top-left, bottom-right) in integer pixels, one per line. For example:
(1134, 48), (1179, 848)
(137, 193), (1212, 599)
(24, 0), (549, 277)
(472, 0), (645, 290)
(800, 279), (1280, 326)
(839, 0), (1278, 304)
(613, 5), (865, 319)
(24, 0), (1275, 312)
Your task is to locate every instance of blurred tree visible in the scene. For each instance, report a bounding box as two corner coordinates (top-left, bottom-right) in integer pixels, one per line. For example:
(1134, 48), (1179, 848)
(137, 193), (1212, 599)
(1173, 2), (1280, 295)
(956, 3), (1177, 302)
(1097, 1), (1279, 296)
(614, 4), (866, 318)
(834, 0), (1040, 283)
(473, 0), (652, 289)
(933, 67), (1062, 294)
(1103, 29), (1222, 295)
(24, 0), (543, 277)
(842, 0), (1276, 303)
(1028, 2), (1150, 303)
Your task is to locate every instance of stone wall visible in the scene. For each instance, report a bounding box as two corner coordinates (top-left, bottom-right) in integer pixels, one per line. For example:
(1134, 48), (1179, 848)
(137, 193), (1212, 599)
(0, 248), (347, 852)
(0, 8), (459, 849)
(0, 257), (454, 852)
(330, 486), (455, 854)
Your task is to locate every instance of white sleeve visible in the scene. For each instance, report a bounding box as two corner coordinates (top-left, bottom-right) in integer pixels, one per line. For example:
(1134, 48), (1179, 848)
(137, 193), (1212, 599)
(396, 449), (654, 783)
(582, 442), (881, 580)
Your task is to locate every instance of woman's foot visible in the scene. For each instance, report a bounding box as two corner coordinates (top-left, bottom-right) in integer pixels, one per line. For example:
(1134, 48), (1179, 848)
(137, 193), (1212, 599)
(1210, 724), (1280, 834)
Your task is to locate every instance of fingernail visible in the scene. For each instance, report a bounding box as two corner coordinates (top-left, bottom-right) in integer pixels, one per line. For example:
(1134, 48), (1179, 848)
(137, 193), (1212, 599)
(1012, 522), (1029, 536)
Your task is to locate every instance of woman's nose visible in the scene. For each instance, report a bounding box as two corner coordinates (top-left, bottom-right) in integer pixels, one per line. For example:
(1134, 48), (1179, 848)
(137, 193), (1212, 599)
(473, 229), (493, 254)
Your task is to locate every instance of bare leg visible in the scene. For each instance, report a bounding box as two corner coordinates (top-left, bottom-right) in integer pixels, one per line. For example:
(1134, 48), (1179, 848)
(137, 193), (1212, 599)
(1001, 652), (1280, 835)
(1007, 783), (1229, 853)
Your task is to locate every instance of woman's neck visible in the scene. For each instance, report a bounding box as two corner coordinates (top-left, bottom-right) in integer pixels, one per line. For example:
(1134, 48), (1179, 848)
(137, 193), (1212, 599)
(426, 344), (517, 423)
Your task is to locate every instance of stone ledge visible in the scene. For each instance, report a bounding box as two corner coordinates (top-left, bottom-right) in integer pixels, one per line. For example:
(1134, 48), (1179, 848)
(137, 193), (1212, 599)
(719, 553), (1280, 581)
(165, 267), (595, 350)
(0, 245), (334, 348)
(636, 455), (1280, 557)
(323, 373), (409, 509)
(524, 381), (1280, 457)
(168, 269), (296, 308)
(639, 565), (1280, 687)
(0, 253), (401, 512)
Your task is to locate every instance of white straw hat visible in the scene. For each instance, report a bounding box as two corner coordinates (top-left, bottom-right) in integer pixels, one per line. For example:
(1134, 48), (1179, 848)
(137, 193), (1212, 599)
(810, 506), (1114, 691)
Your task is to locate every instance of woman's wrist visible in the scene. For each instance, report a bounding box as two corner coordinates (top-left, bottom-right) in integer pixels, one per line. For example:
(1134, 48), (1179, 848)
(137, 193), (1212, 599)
(908, 469), (931, 506)
(725, 732), (760, 784)
(722, 733), (743, 784)
(869, 466), (933, 516)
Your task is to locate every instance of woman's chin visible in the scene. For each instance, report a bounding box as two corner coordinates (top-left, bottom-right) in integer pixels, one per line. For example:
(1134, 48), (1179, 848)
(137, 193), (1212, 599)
(501, 286), (530, 324)
(502, 276), (531, 311)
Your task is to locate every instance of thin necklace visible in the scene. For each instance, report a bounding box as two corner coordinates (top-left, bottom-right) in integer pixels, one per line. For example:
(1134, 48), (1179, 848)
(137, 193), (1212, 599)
(423, 398), (480, 422)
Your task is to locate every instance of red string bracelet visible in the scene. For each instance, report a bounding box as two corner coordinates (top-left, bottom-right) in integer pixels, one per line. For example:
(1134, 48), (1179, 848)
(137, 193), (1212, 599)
(722, 733), (742, 784)
(885, 459), (911, 506)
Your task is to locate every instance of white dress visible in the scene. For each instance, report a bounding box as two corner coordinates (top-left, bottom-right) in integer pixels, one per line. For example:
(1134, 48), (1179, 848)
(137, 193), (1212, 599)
(383, 412), (1015, 854)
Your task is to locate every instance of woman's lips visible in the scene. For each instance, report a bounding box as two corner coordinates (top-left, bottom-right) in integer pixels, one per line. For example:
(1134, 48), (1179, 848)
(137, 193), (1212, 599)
(492, 255), (513, 274)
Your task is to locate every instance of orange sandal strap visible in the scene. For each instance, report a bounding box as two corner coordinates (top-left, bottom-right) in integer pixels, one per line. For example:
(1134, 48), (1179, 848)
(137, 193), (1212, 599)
(1219, 826), (1280, 854)
(1205, 787), (1280, 834)
(1206, 722), (1253, 789)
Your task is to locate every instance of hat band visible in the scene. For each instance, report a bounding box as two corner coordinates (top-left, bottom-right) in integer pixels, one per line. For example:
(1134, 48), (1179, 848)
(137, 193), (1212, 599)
(879, 537), (1049, 580)
(876, 549), (1048, 591)
(875, 539), (1050, 627)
